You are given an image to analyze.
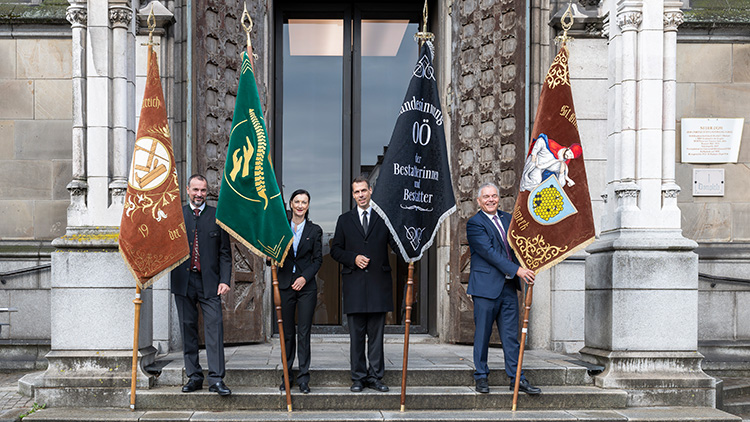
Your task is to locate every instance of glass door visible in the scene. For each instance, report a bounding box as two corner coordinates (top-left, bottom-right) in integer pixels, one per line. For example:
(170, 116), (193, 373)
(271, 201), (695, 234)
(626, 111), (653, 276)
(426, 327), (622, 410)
(275, 1), (430, 334)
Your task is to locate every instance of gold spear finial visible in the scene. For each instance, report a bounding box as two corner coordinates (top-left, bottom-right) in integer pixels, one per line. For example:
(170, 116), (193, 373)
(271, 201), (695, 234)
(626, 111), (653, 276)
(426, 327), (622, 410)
(141, 3), (160, 47)
(241, 2), (258, 61)
(555, 2), (574, 46)
(414, 0), (434, 45)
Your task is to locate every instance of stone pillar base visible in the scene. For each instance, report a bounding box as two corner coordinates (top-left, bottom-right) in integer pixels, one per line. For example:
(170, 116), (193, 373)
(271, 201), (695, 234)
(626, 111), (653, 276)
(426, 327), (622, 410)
(580, 347), (716, 407)
(26, 347), (156, 407)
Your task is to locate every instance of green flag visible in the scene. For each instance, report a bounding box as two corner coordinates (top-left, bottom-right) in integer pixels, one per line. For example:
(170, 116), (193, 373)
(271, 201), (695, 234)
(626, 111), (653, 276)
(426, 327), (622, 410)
(217, 52), (293, 266)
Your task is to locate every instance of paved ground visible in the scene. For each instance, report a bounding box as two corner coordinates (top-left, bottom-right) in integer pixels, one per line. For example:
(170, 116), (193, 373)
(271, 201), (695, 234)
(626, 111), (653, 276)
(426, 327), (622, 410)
(0, 371), (32, 411)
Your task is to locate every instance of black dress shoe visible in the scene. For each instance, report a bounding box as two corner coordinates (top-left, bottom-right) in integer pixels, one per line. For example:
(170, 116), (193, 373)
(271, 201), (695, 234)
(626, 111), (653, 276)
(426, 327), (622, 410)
(279, 382), (285, 391)
(209, 380), (232, 396)
(299, 382), (311, 394)
(475, 377), (489, 394)
(350, 380), (364, 392)
(512, 378), (541, 395)
(181, 379), (202, 393)
(367, 380), (389, 392)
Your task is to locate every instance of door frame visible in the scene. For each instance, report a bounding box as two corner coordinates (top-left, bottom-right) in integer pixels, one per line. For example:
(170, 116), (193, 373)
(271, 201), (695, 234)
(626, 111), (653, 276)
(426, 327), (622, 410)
(272, 0), (433, 335)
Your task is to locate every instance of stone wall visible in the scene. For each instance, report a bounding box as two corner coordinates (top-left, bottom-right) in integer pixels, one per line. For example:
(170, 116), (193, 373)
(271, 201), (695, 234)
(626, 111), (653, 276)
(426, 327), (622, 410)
(0, 38), (71, 241)
(0, 37), (70, 354)
(447, 0), (527, 344)
(675, 42), (750, 242)
(674, 40), (750, 348)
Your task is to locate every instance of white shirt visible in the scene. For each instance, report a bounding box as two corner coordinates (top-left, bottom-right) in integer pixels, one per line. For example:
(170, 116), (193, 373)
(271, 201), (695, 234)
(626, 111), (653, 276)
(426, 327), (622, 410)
(189, 202), (206, 215)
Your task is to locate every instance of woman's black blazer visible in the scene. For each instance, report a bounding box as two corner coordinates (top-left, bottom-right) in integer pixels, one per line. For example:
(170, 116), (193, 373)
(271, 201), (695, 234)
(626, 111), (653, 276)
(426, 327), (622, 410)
(277, 220), (323, 290)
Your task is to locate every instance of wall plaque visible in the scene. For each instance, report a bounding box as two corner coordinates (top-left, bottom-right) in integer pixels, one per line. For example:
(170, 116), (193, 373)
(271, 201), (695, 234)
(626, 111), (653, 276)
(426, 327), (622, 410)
(693, 168), (725, 197)
(681, 118), (744, 163)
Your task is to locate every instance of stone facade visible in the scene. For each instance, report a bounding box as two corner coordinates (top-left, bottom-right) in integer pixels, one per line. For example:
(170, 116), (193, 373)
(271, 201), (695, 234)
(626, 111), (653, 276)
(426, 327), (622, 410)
(0, 32), (70, 367)
(447, 0), (526, 344)
(0, 38), (71, 242)
(0, 2), (748, 402)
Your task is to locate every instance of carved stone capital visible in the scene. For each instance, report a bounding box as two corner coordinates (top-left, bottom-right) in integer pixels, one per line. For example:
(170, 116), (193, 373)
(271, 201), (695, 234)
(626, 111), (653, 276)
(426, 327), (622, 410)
(109, 7), (133, 28)
(585, 22), (603, 37)
(109, 179), (128, 200)
(580, 0), (600, 9)
(662, 183), (681, 199)
(616, 11), (642, 32)
(67, 179), (88, 198)
(663, 11), (684, 31)
(614, 185), (640, 199)
(66, 6), (87, 28)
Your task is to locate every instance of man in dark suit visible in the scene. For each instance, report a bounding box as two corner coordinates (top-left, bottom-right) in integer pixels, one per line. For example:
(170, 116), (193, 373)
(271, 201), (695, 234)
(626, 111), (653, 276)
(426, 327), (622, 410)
(171, 174), (232, 396)
(466, 182), (541, 395)
(331, 176), (394, 393)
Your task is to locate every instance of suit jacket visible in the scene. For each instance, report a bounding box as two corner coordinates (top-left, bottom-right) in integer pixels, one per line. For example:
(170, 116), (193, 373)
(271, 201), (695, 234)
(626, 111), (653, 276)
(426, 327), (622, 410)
(277, 220), (323, 290)
(466, 210), (521, 300)
(331, 208), (394, 314)
(171, 204), (232, 298)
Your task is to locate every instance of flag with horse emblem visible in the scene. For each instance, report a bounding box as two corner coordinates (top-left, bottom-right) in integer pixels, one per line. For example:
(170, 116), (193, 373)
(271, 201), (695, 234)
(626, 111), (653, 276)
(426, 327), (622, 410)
(216, 51), (293, 266)
(119, 45), (190, 289)
(371, 41), (456, 263)
(507, 44), (595, 273)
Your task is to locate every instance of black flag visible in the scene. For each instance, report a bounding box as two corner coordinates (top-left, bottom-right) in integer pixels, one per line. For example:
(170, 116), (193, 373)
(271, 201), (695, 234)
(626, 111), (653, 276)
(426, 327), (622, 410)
(371, 41), (456, 263)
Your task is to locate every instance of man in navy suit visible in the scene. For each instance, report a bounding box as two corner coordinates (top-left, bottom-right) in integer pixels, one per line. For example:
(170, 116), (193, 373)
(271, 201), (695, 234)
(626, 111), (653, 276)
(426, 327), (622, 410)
(171, 174), (232, 396)
(331, 176), (394, 393)
(466, 182), (541, 395)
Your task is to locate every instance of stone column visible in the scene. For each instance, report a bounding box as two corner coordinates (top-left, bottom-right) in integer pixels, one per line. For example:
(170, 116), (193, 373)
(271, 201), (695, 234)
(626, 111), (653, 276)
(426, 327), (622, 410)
(65, 2), (88, 226)
(661, 1), (683, 223)
(109, 1), (132, 206)
(582, 0), (715, 407)
(34, 0), (155, 408)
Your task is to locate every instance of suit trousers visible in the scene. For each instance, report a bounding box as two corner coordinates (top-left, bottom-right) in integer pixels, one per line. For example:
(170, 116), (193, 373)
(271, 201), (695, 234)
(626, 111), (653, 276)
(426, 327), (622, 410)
(279, 283), (317, 384)
(347, 312), (386, 382)
(174, 271), (226, 385)
(471, 280), (525, 382)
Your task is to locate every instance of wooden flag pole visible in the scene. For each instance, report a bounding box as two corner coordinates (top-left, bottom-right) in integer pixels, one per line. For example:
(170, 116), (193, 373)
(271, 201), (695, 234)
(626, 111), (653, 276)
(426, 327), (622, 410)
(272, 265), (293, 412)
(241, 4), (290, 412)
(130, 8), (157, 411)
(129, 285), (143, 410)
(399, 262), (416, 412)
(511, 283), (533, 411)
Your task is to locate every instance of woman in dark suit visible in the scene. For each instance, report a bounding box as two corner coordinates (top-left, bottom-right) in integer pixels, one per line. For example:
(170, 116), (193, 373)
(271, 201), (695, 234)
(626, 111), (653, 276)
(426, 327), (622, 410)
(278, 189), (322, 393)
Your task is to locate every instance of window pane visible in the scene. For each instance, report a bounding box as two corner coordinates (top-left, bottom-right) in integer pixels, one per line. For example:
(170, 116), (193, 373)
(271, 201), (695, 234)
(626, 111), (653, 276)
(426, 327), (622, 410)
(282, 20), (343, 233)
(360, 21), (420, 169)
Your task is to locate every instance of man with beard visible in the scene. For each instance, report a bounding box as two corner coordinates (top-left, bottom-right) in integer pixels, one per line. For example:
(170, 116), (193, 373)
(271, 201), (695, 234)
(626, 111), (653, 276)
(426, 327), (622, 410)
(171, 174), (232, 396)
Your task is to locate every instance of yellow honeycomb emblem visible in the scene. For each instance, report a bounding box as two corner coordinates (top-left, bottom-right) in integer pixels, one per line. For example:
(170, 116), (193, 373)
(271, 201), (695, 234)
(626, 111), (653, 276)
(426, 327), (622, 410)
(532, 185), (564, 221)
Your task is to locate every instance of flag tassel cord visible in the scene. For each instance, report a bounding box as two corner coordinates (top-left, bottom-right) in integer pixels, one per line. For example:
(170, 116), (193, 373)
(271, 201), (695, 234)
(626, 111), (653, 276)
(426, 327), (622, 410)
(399, 262), (416, 412)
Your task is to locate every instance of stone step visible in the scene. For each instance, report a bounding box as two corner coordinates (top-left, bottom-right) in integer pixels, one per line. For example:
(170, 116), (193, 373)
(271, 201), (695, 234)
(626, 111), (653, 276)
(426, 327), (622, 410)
(724, 400), (750, 418)
(155, 362), (592, 388)
(20, 407), (742, 422)
(162, 367), (589, 388)
(133, 385), (628, 411)
(723, 378), (750, 400)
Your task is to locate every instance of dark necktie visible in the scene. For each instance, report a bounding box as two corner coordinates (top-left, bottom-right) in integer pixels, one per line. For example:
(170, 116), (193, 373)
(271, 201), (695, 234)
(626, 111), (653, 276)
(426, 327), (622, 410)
(492, 215), (511, 259)
(191, 208), (201, 272)
(362, 210), (368, 233)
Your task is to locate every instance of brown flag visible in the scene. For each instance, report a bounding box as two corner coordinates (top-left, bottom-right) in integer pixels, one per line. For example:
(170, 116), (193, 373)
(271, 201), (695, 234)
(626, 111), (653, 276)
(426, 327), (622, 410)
(119, 45), (189, 288)
(508, 44), (595, 272)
